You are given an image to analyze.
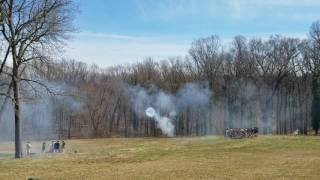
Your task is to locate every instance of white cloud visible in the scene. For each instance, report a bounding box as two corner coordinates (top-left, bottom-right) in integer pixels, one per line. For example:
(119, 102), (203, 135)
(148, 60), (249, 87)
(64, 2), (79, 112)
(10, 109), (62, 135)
(64, 31), (309, 68)
(64, 32), (190, 67)
(134, 0), (198, 21)
(248, 0), (320, 6)
(227, 0), (320, 20)
(71, 32), (142, 41)
(132, 0), (320, 22)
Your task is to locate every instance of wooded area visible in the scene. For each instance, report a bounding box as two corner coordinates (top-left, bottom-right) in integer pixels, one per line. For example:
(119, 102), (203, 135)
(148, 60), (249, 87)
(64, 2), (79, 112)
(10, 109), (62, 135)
(1, 1), (320, 159)
(15, 28), (320, 139)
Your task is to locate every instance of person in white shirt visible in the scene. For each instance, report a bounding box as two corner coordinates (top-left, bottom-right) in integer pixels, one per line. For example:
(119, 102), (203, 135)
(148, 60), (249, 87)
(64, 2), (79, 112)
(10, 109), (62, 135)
(26, 142), (32, 156)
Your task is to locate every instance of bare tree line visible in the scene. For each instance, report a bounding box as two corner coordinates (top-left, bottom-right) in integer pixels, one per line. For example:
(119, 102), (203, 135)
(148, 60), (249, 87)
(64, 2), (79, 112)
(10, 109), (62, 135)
(31, 21), (320, 139)
(1, 1), (320, 158)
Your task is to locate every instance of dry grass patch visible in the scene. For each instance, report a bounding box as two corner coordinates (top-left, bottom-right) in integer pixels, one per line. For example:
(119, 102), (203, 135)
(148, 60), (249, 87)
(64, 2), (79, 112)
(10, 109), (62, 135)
(0, 136), (319, 179)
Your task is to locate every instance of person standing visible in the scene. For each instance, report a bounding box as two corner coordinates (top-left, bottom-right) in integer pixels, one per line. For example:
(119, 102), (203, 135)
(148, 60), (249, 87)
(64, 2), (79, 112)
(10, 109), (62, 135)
(26, 142), (32, 156)
(50, 141), (55, 153)
(61, 141), (66, 153)
(41, 142), (46, 153)
(54, 141), (60, 153)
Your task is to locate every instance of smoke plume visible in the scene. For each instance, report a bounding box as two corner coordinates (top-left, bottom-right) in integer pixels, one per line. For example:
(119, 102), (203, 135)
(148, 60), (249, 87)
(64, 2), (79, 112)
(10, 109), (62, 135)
(145, 107), (175, 137)
(128, 81), (212, 136)
(0, 79), (83, 141)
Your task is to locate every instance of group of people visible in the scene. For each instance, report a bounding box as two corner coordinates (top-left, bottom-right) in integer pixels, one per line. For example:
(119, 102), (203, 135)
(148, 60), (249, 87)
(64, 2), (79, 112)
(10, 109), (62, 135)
(225, 127), (259, 139)
(25, 140), (66, 156)
(46, 140), (66, 153)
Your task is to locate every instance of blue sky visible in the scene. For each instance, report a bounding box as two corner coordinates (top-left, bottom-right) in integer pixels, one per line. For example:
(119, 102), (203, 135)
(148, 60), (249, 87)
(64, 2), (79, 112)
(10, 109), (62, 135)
(65, 0), (320, 67)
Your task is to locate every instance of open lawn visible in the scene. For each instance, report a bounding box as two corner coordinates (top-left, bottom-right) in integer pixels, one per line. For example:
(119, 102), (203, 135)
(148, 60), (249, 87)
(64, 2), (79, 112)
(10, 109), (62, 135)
(0, 136), (320, 180)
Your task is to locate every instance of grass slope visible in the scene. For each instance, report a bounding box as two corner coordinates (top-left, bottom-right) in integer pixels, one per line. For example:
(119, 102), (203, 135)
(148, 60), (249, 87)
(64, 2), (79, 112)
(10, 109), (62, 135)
(0, 136), (320, 180)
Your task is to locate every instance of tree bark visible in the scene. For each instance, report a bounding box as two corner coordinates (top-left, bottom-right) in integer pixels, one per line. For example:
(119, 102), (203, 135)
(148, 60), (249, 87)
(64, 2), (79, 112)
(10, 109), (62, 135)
(13, 65), (22, 158)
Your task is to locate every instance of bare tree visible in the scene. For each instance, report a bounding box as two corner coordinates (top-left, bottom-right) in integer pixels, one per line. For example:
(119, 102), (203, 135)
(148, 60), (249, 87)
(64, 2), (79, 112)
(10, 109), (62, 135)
(304, 20), (320, 135)
(1, 0), (75, 158)
(189, 35), (223, 89)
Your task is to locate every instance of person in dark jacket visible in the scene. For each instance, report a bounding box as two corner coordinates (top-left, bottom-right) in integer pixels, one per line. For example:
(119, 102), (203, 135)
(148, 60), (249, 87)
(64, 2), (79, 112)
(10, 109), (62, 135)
(41, 142), (46, 153)
(54, 141), (60, 153)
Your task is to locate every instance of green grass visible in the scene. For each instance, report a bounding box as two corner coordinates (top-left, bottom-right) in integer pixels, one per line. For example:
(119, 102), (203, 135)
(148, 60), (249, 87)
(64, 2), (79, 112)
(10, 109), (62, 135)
(0, 136), (320, 179)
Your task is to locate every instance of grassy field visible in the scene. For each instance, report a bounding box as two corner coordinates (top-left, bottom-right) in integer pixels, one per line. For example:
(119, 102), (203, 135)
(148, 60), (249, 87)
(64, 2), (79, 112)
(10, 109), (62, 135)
(0, 136), (320, 180)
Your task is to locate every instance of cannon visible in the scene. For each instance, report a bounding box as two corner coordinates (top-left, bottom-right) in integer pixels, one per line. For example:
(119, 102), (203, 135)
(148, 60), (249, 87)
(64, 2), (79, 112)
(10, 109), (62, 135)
(225, 127), (258, 139)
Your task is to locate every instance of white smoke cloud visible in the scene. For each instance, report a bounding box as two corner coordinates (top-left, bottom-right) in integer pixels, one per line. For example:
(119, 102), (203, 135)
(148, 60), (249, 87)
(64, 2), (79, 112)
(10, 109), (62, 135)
(128, 81), (212, 137)
(145, 107), (175, 137)
(0, 79), (84, 141)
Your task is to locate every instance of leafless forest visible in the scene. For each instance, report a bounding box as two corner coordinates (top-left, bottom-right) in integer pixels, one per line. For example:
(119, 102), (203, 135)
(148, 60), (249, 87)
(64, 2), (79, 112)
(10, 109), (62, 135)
(1, 1), (320, 144)
(3, 30), (320, 139)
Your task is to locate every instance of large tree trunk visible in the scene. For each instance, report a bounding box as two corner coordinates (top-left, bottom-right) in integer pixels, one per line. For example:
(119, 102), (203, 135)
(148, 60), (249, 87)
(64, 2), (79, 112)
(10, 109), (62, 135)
(12, 65), (22, 158)
(312, 74), (320, 135)
(68, 116), (72, 139)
